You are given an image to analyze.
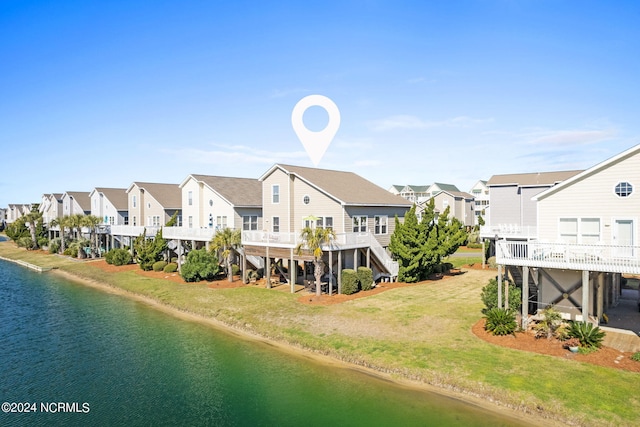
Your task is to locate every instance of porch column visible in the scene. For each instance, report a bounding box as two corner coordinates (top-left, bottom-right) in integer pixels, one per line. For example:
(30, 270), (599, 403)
(338, 250), (342, 294)
(290, 248), (295, 293)
(366, 248), (370, 269)
(354, 249), (358, 269)
(522, 267), (529, 329)
(205, 241), (210, 251)
(177, 239), (183, 271)
(505, 270), (509, 310)
(481, 240), (485, 269)
(265, 246), (271, 289)
(497, 264), (503, 309)
(242, 253), (247, 284)
(329, 250), (333, 296)
(582, 270), (590, 322)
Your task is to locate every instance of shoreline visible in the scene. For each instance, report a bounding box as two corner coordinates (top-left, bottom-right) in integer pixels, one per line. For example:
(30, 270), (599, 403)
(48, 267), (561, 427)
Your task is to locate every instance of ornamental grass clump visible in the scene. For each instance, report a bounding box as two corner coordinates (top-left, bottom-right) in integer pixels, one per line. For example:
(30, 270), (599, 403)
(484, 307), (517, 336)
(568, 321), (605, 349)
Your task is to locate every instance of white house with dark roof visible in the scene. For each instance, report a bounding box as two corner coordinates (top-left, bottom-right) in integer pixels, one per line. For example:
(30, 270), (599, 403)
(493, 144), (640, 351)
(469, 180), (490, 225)
(242, 164), (413, 291)
(390, 184), (430, 204)
(39, 193), (63, 225)
(61, 192), (91, 217)
(89, 188), (128, 226)
(426, 182), (460, 198)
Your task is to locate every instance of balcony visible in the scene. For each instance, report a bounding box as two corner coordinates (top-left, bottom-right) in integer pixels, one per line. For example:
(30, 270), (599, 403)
(109, 225), (161, 237)
(241, 231), (374, 250)
(480, 224), (537, 240)
(496, 240), (640, 275)
(162, 226), (218, 241)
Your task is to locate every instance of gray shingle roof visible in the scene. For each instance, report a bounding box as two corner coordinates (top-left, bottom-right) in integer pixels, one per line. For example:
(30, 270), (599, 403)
(432, 182), (460, 192)
(132, 182), (182, 209)
(267, 164), (413, 206)
(66, 191), (91, 212)
(189, 175), (262, 207)
(487, 170), (583, 187)
(95, 188), (128, 210)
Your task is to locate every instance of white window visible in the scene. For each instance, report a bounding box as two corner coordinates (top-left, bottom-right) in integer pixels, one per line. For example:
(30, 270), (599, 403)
(188, 216), (193, 228)
(133, 195), (137, 208)
(324, 217), (333, 231)
(374, 215), (388, 235)
(188, 191), (193, 206)
(132, 216), (137, 226)
(273, 216), (280, 233)
(615, 182), (633, 197)
(217, 216), (227, 229)
(352, 216), (367, 233)
(152, 216), (160, 227)
(243, 215), (258, 231)
(303, 195), (310, 205)
(559, 218), (578, 243)
(272, 185), (280, 204)
(580, 218), (601, 244)
(124, 216), (129, 225)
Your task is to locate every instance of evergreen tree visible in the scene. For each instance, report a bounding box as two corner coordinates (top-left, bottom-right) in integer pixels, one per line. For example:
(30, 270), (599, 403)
(389, 205), (423, 283)
(134, 228), (167, 271)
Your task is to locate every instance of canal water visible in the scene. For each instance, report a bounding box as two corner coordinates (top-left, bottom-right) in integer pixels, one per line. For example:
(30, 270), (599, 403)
(0, 259), (531, 426)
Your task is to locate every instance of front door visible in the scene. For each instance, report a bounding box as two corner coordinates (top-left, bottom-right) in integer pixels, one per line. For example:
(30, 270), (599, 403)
(613, 219), (634, 257)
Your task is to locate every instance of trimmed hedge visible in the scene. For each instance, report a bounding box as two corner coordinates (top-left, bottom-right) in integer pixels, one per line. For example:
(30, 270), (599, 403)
(341, 269), (359, 295)
(164, 262), (178, 273)
(105, 248), (133, 266)
(357, 266), (373, 291)
(153, 260), (168, 272)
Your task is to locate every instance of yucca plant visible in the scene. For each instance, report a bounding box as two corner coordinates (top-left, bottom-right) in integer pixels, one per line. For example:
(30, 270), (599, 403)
(484, 308), (517, 336)
(568, 321), (605, 349)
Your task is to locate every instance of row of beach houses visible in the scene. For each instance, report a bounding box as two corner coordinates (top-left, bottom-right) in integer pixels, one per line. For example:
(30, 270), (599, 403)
(3, 144), (640, 338)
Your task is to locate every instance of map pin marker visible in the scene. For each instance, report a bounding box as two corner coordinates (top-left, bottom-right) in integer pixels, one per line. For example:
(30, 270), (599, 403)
(291, 95), (340, 166)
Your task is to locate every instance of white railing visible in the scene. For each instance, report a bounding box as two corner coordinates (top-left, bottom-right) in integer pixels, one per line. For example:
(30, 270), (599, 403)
(241, 230), (398, 277)
(109, 225), (161, 237)
(162, 226), (218, 241)
(480, 224), (537, 239)
(496, 240), (640, 274)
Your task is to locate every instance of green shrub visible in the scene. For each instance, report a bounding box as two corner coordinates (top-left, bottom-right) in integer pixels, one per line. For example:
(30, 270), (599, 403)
(180, 249), (219, 282)
(153, 260), (168, 272)
(231, 264), (240, 276)
(487, 256), (497, 269)
(484, 308), (517, 336)
(164, 262), (178, 273)
(466, 242), (483, 249)
(48, 238), (60, 254)
(105, 248), (133, 266)
(17, 236), (34, 249)
(357, 266), (373, 291)
(532, 306), (565, 339)
(37, 237), (49, 249)
(341, 269), (359, 295)
(631, 352), (640, 362)
(480, 278), (521, 313)
(568, 322), (605, 349)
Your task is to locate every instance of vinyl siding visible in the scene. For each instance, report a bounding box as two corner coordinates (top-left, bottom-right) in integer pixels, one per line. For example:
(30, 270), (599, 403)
(181, 178), (201, 227)
(262, 170), (291, 233)
(521, 186), (547, 227)
(489, 185), (521, 226)
(345, 206), (408, 247)
(537, 154), (640, 243)
(291, 176), (343, 233)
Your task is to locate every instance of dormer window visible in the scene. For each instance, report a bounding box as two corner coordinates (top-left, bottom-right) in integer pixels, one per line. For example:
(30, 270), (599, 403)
(615, 182), (633, 198)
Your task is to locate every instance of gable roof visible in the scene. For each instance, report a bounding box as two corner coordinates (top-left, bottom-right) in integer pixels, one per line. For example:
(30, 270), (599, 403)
(185, 175), (262, 208)
(65, 191), (91, 212)
(431, 182), (460, 192)
(127, 182), (182, 209)
(405, 185), (430, 193)
(533, 144), (640, 201)
(91, 188), (128, 210)
(389, 184), (405, 192)
(261, 164), (412, 207)
(487, 170), (582, 188)
(432, 190), (474, 200)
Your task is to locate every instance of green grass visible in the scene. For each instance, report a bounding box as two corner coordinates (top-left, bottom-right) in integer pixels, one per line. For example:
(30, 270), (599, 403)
(1, 239), (638, 426)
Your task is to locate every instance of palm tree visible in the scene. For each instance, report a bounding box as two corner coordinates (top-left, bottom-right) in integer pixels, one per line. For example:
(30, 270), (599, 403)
(211, 228), (241, 282)
(81, 215), (103, 258)
(52, 216), (70, 254)
(295, 226), (336, 296)
(23, 207), (43, 250)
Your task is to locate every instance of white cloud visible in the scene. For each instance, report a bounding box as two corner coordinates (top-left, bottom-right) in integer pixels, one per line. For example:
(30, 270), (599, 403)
(161, 144), (307, 166)
(370, 115), (493, 131)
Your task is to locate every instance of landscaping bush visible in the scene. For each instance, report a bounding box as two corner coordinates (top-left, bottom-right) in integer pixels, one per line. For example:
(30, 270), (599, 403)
(231, 264), (240, 276)
(163, 262), (178, 273)
(484, 308), (517, 336)
(357, 266), (373, 291)
(568, 321), (605, 349)
(180, 249), (219, 282)
(466, 242), (483, 249)
(631, 352), (640, 362)
(48, 238), (60, 254)
(341, 269), (359, 295)
(487, 256), (497, 269)
(37, 237), (49, 249)
(532, 306), (565, 339)
(105, 248), (133, 266)
(153, 260), (168, 272)
(17, 236), (34, 249)
(480, 278), (521, 313)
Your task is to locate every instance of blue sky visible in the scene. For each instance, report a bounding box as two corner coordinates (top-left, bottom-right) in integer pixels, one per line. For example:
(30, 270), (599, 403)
(1, 1), (639, 207)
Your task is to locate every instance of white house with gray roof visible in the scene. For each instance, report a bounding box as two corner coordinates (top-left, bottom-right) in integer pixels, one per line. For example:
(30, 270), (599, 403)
(242, 164), (412, 291)
(89, 188), (128, 226)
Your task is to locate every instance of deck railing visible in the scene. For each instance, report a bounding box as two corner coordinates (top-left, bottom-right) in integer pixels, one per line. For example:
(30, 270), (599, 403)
(480, 224), (537, 239)
(496, 240), (640, 274)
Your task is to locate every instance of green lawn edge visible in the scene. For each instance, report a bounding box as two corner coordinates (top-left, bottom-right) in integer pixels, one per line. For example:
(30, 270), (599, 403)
(1, 240), (638, 426)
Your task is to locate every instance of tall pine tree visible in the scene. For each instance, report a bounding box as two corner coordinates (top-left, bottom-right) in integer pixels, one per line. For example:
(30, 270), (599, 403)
(389, 205), (424, 282)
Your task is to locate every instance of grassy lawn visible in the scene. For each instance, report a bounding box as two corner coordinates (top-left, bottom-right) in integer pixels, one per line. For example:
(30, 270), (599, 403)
(1, 239), (638, 426)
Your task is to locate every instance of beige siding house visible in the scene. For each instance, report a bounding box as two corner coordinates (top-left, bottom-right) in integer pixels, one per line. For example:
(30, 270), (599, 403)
(243, 164), (412, 292)
(61, 192), (91, 217)
(427, 190), (475, 228)
(494, 144), (640, 350)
